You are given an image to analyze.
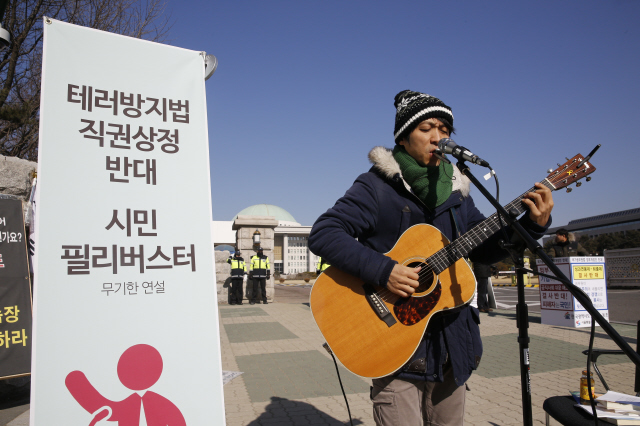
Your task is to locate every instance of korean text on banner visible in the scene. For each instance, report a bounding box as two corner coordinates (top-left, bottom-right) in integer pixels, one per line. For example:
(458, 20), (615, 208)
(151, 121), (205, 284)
(0, 198), (33, 379)
(33, 18), (224, 425)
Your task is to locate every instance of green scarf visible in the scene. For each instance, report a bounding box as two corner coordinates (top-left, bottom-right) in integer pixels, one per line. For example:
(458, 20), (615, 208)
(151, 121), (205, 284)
(392, 145), (453, 209)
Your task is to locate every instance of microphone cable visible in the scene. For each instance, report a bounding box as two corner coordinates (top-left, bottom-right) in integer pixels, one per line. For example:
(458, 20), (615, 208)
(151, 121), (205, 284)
(323, 343), (354, 426)
(587, 321), (599, 425)
(486, 168), (513, 250)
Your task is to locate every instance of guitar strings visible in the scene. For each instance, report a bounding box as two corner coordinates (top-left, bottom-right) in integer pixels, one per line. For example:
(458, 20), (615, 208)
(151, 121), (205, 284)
(365, 170), (586, 304)
(374, 180), (558, 305)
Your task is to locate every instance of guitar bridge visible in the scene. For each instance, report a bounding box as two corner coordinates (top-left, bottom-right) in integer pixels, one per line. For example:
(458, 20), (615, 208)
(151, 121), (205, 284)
(363, 284), (396, 327)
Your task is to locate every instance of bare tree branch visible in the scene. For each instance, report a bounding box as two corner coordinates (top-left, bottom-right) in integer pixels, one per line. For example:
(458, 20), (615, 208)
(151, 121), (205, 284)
(0, 0), (172, 161)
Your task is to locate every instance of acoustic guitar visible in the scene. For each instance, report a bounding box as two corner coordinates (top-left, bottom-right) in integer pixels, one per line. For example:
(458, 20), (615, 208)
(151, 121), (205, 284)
(310, 154), (596, 378)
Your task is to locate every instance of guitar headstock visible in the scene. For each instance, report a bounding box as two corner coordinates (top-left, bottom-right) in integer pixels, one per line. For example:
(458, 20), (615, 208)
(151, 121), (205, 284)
(545, 154), (596, 192)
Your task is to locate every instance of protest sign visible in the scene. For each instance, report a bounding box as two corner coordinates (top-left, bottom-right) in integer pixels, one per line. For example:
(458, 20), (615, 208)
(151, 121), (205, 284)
(0, 197), (32, 379)
(33, 19), (224, 424)
(537, 257), (609, 328)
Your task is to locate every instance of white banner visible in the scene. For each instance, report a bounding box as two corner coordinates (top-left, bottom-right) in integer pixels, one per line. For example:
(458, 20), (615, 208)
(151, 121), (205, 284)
(537, 257), (609, 328)
(33, 19), (224, 424)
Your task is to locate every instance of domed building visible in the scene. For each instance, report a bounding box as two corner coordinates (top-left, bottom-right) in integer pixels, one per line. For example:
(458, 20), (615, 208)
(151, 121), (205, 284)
(234, 204), (299, 227)
(212, 204), (317, 275)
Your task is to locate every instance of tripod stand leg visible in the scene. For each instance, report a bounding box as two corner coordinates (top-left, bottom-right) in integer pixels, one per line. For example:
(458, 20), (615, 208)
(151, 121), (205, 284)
(487, 277), (497, 310)
(516, 264), (533, 426)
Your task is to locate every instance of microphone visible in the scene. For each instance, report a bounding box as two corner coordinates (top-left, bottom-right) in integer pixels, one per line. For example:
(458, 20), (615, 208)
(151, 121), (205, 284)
(437, 138), (490, 167)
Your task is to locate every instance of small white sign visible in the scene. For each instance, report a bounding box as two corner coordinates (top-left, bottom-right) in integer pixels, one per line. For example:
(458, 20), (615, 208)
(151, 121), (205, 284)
(537, 257), (609, 328)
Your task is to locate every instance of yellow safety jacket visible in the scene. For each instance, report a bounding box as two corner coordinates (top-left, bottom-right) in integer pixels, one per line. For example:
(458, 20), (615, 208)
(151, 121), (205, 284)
(250, 255), (270, 278)
(227, 256), (246, 278)
(316, 257), (330, 273)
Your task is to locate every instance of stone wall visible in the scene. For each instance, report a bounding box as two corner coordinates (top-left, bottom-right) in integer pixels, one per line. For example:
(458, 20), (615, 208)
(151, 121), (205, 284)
(0, 155), (37, 201)
(0, 155), (37, 221)
(215, 250), (231, 303)
(605, 247), (640, 287)
(235, 227), (275, 251)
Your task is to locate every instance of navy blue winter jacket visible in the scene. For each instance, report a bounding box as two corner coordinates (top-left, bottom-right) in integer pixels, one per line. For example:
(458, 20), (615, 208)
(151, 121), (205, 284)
(309, 147), (550, 385)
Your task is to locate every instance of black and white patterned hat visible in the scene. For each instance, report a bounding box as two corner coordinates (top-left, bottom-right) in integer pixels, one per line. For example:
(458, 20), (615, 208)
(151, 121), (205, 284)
(393, 90), (454, 143)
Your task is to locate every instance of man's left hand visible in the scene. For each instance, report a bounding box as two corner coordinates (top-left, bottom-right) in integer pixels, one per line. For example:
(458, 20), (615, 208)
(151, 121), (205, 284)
(523, 182), (553, 227)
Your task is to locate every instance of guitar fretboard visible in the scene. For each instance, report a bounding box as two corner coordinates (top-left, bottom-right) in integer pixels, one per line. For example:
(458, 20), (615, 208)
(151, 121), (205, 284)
(427, 179), (555, 274)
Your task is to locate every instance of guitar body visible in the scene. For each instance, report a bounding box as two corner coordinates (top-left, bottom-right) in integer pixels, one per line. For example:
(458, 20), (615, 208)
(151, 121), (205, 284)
(310, 152), (597, 379)
(310, 224), (476, 379)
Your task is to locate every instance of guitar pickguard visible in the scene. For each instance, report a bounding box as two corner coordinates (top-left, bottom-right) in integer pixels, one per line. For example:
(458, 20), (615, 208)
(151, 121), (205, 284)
(393, 282), (442, 325)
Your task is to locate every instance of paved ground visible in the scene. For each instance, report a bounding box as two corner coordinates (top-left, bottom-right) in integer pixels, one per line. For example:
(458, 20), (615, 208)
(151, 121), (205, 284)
(218, 282), (638, 425)
(492, 286), (542, 311)
(4, 280), (638, 425)
(0, 399), (28, 426)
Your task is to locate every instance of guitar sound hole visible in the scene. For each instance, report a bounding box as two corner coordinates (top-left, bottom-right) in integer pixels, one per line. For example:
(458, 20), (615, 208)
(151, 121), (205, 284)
(406, 261), (435, 294)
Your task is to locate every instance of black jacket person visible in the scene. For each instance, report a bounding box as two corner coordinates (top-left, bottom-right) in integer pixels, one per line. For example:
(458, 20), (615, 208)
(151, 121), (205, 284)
(249, 248), (270, 304)
(227, 251), (246, 305)
(309, 90), (554, 425)
(547, 228), (588, 257)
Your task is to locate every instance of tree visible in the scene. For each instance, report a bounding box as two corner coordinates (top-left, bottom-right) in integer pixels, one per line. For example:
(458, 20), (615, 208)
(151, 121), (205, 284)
(579, 234), (597, 255)
(618, 230), (640, 249)
(494, 259), (513, 272)
(0, 0), (171, 161)
(579, 231), (640, 255)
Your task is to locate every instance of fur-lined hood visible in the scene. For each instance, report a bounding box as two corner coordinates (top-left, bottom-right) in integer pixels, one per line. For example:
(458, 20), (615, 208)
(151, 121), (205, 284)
(368, 146), (471, 197)
(553, 232), (577, 244)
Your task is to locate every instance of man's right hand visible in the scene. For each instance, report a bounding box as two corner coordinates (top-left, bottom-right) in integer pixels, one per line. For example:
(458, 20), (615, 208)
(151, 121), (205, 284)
(387, 264), (421, 297)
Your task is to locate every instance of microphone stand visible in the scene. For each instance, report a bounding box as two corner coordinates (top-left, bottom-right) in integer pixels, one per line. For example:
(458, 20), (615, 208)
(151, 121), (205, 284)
(455, 159), (640, 426)
(502, 247), (534, 426)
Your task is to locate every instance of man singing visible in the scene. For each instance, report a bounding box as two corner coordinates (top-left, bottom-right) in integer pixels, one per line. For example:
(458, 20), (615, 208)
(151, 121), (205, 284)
(309, 90), (554, 425)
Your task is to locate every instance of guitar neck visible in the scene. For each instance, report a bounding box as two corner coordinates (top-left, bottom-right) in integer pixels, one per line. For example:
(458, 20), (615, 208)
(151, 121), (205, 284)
(429, 179), (555, 274)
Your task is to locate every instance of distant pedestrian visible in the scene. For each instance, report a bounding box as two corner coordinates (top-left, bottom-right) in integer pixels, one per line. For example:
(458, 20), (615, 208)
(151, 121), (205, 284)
(473, 262), (493, 313)
(250, 248), (270, 304)
(547, 228), (588, 257)
(227, 250), (247, 305)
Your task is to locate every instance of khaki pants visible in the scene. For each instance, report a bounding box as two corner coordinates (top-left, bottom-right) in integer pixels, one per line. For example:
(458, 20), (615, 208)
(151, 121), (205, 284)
(370, 364), (466, 426)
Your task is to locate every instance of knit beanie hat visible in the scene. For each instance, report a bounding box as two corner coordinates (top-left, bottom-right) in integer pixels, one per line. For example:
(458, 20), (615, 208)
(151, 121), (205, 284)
(393, 90), (454, 143)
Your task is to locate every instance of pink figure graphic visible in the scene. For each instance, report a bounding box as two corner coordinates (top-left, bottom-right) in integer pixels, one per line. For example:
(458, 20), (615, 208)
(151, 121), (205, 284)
(66, 344), (186, 426)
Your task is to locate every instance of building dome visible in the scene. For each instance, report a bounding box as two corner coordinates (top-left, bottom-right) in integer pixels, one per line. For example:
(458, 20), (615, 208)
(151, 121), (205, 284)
(233, 204), (299, 225)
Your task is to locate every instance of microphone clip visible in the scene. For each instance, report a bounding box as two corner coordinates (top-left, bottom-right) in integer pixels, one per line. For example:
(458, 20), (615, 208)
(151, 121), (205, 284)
(432, 150), (451, 164)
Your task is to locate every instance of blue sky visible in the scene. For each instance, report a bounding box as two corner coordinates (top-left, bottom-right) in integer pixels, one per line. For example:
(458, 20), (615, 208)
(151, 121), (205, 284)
(165, 0), (639, 229)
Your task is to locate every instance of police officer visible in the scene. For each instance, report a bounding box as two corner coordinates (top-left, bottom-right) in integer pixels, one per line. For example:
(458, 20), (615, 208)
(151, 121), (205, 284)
(227, 249), (246, 305)
(249, 248), (270, 304)
(316, 256), (330, 275)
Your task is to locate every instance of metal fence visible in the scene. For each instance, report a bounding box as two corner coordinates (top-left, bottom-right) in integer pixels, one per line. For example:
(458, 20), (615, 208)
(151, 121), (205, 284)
(604, 247), (640, 287)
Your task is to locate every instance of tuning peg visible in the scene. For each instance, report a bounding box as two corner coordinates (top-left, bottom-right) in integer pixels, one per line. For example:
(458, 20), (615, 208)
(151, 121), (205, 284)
(586, 177), (591, 182)
(547, 169), (553, 173)
(576, 182), (582, 187)
(566, 187), (573, 193)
